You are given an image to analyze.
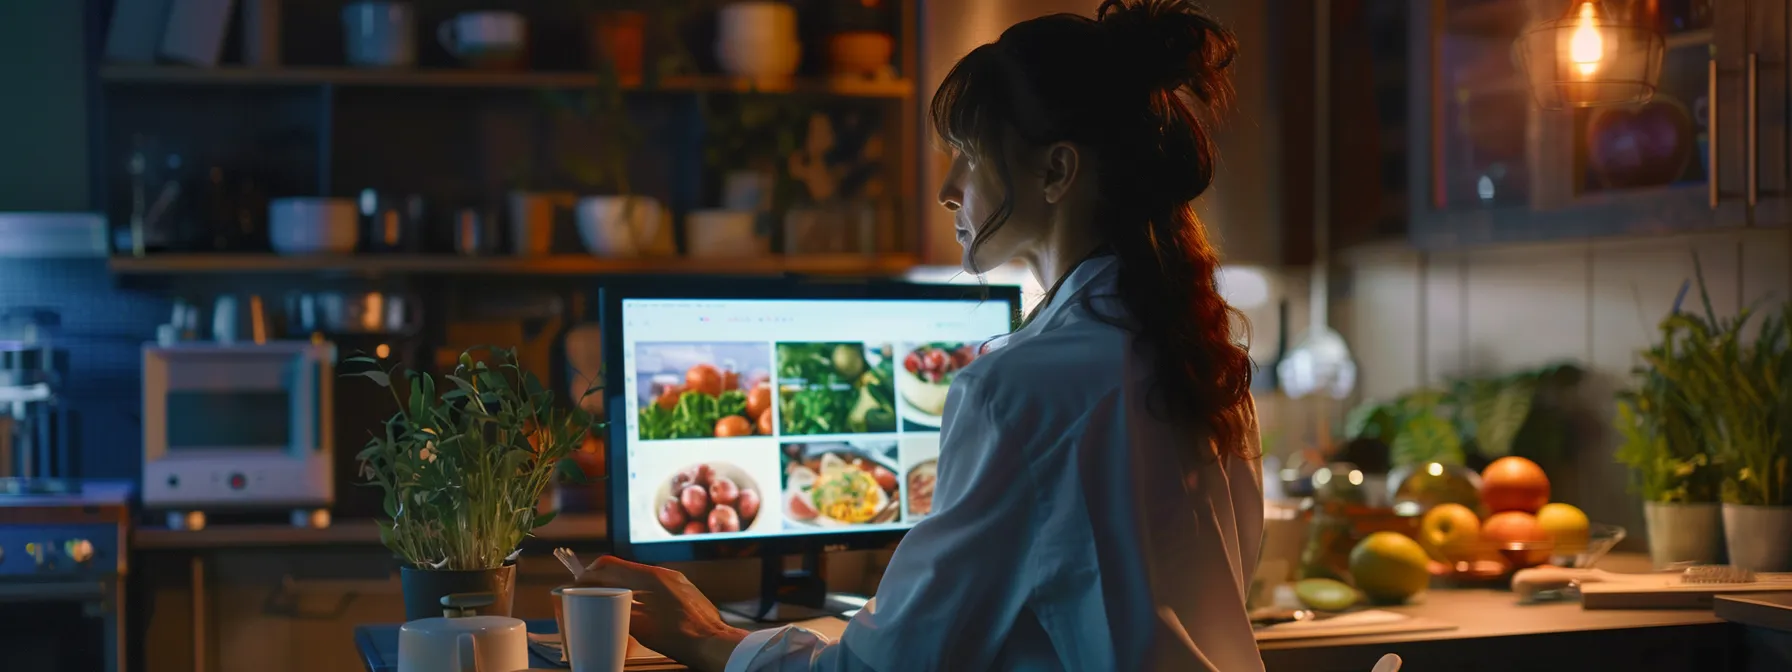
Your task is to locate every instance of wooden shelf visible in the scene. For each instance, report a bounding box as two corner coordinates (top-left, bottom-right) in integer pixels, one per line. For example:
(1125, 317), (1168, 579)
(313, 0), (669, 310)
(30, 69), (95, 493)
(98, 65), (914, 98)
(132, 512), (608, 549)
(107, 253), (921, 277)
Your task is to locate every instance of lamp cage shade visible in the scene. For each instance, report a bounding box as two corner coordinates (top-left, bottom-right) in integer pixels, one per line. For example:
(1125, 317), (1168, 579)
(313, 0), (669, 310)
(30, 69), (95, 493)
(1514, 1), (1666, 109)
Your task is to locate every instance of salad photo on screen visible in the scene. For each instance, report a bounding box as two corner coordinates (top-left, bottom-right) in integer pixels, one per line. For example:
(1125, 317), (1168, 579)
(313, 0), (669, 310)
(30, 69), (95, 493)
(897, 342), (982, 429)
(774, 342), (896, 436)
(635, 343), (774, 441)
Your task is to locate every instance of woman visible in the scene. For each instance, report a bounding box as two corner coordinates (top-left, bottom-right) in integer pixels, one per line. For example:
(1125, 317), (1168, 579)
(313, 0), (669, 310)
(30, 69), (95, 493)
(583, 1), (1264, 669)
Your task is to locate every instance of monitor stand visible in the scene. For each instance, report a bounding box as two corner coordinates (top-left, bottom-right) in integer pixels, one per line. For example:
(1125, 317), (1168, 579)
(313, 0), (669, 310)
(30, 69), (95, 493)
(719, 548), (867, 624)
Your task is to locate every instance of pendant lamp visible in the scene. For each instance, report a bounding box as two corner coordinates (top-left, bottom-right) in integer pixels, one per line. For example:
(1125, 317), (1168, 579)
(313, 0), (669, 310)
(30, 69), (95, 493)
(1514, 0), (1666, 109)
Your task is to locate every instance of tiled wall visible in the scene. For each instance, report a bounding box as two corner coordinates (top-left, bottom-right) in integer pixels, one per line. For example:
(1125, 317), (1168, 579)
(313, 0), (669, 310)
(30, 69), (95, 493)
(0, 260), (168, 479)
(1340, 228), (1792, 544)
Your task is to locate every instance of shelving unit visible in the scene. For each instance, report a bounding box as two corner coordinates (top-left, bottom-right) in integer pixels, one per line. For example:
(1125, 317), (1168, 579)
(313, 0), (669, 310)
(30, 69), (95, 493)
(98, 65), (915, 98)
(106, 253), (919, 277)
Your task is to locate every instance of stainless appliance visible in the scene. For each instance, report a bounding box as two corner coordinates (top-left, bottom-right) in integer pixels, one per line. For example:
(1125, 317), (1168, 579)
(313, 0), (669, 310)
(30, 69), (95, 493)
(0, 309), (66, 480)
(0, 479), (130, 672)
(141, 341), (335, 528)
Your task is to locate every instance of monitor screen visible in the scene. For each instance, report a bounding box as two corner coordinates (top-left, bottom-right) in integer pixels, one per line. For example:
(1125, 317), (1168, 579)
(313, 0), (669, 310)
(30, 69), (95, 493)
(618, 296), (1013, 548)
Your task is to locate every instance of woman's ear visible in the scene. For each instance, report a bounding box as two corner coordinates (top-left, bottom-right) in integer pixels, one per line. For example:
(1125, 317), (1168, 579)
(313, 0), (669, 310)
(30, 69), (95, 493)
(1040, 142), (1081, 205)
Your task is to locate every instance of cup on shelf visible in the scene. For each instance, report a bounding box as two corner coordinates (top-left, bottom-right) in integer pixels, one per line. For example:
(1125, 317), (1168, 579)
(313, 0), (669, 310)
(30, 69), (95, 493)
(686, 209), (765, 259)
(438, 11), (528, 70)
(342, 1), (416, 68)
(508, 190), (576, 257)
(576, 196), (672, 259)
(268, 197), (357, 255)
(717, 1), (801, 86)
(827, 31), (894, 78)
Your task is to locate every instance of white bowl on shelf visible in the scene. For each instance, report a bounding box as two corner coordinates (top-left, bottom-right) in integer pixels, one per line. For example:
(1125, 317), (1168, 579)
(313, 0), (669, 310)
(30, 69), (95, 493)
(269, 197), (358, 255)
(576, 196), (672, 258)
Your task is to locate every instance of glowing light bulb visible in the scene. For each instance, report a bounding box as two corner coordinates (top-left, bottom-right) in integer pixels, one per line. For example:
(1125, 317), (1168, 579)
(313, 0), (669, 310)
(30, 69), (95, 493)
(1570, 3), (1604, 77)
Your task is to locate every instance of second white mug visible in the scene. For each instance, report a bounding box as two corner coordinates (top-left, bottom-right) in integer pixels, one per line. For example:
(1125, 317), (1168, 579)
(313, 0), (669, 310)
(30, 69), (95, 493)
(560, 587), (632, 672)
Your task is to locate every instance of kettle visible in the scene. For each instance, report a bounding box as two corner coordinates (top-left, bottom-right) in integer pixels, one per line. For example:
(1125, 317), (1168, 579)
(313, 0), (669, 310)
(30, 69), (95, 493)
(397, 593), (529, 672)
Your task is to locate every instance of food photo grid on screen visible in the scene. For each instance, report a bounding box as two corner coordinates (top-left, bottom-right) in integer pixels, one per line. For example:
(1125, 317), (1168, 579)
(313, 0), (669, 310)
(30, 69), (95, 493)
(622, 298), (1009, 544)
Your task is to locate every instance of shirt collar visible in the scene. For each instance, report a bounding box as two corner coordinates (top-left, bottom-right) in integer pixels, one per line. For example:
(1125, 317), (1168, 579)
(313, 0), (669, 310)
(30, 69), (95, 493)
(980, 255), (1119, 355)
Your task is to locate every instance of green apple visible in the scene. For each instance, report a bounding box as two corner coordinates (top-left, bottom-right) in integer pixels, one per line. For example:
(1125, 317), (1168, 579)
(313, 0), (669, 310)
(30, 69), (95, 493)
(1417, 503), (1481, 562)
(1349, 532), (1432, 604)
(1536, 502), (1590, 551)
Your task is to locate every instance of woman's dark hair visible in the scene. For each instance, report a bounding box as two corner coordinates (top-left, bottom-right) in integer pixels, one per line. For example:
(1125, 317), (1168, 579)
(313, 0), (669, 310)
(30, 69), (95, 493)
(931, 0), (1255, 459)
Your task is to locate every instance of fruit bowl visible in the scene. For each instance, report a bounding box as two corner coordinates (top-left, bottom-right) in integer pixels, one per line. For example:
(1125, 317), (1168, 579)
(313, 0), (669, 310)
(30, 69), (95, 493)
(1429, 538), (1556, 583)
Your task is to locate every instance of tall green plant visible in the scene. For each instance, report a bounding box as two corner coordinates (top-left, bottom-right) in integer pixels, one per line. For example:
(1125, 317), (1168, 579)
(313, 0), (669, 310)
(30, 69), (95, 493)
(1631, 257), (1791, 507)
(348, 347), (601, 570)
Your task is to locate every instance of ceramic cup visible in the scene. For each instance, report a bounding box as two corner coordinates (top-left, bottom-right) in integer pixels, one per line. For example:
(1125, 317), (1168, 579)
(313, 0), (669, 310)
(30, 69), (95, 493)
(575, 196), (671, 258)
(438, 11), (528, 69)
(268, 197), (357, 255)
(396, 613), (528, 672)
(342, 1), (416, 67)
(560, 587), (632, 672)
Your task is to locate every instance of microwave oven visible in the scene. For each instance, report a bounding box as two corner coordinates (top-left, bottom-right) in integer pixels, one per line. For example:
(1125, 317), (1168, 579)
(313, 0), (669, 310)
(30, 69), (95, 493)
(141, 341), (334, 518)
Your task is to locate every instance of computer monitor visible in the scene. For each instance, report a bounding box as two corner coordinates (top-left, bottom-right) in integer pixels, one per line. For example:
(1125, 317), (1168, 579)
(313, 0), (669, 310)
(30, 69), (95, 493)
(600, 277), (1020, 621)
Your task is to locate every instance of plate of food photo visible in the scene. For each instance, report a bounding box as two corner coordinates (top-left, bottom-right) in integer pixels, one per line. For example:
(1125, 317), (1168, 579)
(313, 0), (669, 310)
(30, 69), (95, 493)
(781, 442), (901, 528)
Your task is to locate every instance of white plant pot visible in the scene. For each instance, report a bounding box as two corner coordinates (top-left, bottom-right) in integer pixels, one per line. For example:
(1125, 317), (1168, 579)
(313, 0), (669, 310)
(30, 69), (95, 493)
(575, 196), (672, 258)
(1644, 501), (1725, 569)
(1722, 503), (1792, 572)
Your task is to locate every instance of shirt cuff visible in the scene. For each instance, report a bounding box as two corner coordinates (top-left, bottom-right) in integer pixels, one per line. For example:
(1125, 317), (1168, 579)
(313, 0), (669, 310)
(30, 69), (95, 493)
(722, 626), (795, 672)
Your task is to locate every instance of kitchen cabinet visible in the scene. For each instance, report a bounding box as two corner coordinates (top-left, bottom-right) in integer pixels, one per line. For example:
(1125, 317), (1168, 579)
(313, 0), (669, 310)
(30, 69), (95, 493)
(1406, 0), (1792, 248)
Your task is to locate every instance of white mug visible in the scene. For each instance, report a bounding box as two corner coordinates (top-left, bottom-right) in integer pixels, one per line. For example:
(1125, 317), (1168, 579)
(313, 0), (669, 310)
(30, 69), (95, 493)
(438, 11), (528, 64)
(575, 196), (671, 258)
(560, 587), (632, 672)
(396, 614), (528, 672)
(342, 1), (415, 67)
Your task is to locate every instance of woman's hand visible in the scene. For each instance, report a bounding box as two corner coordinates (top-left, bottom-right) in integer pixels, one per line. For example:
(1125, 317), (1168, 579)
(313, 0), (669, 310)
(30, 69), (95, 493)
(579, 555), (749, 672)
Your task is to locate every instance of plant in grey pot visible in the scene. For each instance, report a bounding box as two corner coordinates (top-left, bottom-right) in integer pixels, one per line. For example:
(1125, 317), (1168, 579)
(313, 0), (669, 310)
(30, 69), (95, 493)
(1613, 372), (1723, 568)
(348, 347), (598, 620)
(1641, 264), (1792, 571)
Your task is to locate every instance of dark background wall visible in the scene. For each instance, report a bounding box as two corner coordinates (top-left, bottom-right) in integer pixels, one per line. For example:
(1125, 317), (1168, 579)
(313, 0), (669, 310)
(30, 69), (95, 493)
(1, 0), (167, 480)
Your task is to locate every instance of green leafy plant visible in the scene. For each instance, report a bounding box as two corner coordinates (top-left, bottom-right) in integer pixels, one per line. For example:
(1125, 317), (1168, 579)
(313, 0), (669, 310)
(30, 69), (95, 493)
(1619, 256), (1791, 507)
(1345, 362), (1583, 468)
(348, 347), (602, 570)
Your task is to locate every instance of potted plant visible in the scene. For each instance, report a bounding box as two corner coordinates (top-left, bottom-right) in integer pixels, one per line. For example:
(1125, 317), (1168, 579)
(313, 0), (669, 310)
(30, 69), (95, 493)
(1614, 358), (1723, 568)
(348, 346), (599, 619)
(1636, 260), (1792, 571)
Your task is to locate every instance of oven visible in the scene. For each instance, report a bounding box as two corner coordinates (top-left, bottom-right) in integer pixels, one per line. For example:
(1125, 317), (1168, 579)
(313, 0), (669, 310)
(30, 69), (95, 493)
(141, 342), (334, 520)
(0, 480), (129, 672)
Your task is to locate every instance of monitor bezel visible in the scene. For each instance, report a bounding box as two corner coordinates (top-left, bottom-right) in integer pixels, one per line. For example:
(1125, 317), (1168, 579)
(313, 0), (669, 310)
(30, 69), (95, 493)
(599, 275), (1022, 563)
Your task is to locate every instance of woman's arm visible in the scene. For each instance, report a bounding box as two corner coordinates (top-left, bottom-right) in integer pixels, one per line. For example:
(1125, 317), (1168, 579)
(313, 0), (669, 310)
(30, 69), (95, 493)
(587, 372), (1044, 671)
(722, 371), (1045, 670)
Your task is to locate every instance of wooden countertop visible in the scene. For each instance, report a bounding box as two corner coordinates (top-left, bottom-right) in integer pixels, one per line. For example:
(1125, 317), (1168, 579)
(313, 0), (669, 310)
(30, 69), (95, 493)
(132, 512), (607, 550)
(1258, 587), (1724, 651)
(1263, 554), (1721, 650)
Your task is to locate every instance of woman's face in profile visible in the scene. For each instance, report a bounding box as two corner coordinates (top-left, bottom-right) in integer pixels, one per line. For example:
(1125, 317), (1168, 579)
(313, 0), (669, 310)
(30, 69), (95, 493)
(937, 146), (1044, 275)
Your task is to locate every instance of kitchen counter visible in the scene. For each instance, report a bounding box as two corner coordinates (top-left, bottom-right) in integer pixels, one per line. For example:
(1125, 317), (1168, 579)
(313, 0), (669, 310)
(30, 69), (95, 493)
(131, 512), (607, 549)
(1261, 554), (1750, 671)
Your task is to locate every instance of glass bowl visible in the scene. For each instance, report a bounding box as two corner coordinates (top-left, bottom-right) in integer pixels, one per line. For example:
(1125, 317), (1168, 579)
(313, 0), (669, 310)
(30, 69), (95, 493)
(1548, 523), (1627, 569)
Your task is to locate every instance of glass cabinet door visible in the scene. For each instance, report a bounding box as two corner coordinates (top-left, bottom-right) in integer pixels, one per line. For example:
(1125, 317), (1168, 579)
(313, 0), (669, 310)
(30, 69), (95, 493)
(1412, 0), (1742, 247)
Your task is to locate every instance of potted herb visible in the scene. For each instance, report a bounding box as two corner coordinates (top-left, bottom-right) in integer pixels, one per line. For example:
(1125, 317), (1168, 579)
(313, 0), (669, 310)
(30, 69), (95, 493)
(349, 347), (599, 619)
(1632, 259), (1792, 571)
(1614, 353), (1723, 568)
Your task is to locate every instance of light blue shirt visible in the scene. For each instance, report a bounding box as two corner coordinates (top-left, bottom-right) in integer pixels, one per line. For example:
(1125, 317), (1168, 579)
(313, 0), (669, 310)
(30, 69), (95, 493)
(725, 257), (1266, 671)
